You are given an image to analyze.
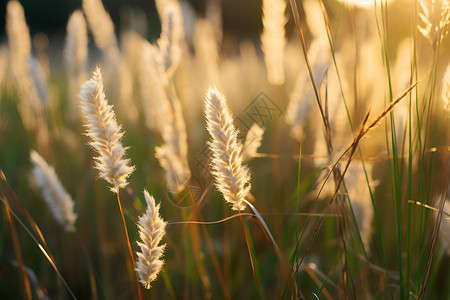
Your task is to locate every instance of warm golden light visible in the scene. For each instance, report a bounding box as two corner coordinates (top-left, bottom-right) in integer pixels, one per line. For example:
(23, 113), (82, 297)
(336, 0), (394, 8)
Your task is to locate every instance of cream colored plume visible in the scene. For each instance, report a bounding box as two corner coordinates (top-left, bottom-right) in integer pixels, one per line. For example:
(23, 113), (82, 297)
(6, 0), (45, 131)
(344, 162), (377, 251)
(140, 41), (167, 131)
(261, 0), (286, 85)
(6, 0), (31, 81)
(194, 18), (220, 85)
(304, 0), (327, 42)
(82, 0), (120, 63)
(205, 87), (251, 211)
(78, 67), (135, 192)
(206, 0), (223, 43)
(157, 2), (184, 78)
(336, 0), (394, 8)
(65, 10), (88, 81)
(442, 63), (450, 112)
(242, 123), (264, 162)
(418, 0), (450, 45)
(285, 41), (330, 141)
(30, 150), (77, 232)
(135, 190), (166, 289)
(141, 39), (191, 193)
(154, 86), (191, 193)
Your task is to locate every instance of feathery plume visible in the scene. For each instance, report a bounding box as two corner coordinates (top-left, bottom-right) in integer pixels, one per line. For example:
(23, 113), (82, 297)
(206, 0), (223, 43)
(304, 0), (327, 42)
(194, 19), (220, 86)
(242, 123), (264, 162)
(140, 41), (167, 131)
(418, 0), (450, 45)
(284, 70), (315, 141)
(65, 10), (88, 81)
(78, 66), (135, 192)
(205, 87), (251, 211)
(28, 56), (49, 106)
(285, 41), (329, 141)
(154, 86), (191, 193)
(336, 0), (393, 7)
(344, 162), (377, 250)
(158, 2), (184, 78)
(141, 40), (191, 193)
(82, 0), (120, 63)
(30, 150), (77, 232)
(6, 0), (31, 81)
(442, 63), (450, 112)
(135, 190), (167, 289)
(6, 0), (45, 131)
(261, 0), (286, 85)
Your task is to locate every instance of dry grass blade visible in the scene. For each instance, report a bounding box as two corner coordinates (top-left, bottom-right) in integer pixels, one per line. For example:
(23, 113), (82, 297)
(1, 179), (32, 299)
(418, 167), (449, 299)
(244, 199), (299, 298)
(292, 77), (421, 275)
(288, 0), (331, 145)
(0, 170), (76, 299)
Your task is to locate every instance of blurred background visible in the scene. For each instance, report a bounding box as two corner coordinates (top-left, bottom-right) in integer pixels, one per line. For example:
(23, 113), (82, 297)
(0, 0), (270, 41)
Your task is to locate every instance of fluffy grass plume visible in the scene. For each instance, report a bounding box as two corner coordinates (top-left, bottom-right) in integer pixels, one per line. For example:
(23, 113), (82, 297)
(154, 87), (191, 193)
(6, 0), (31, 81)
(65, 10), (88, 81)
(442, 63), (450, 112)
(144, 40), (191, 193)
(78, 66), (135, 192)
(284, 46), (329, 141)
(157, 2), (184, 78)
(344, 162), (377, 251)
(418, 0), (450, 44)
(135, 190), (167, 289)
(205, 86), (251, 211)
(6, 0), (44, 131)
(193, 18), (220, 85)
(261, 0), (286, 85)
(242, 123), (264, 162)
(140, 41), (167, 131)
(82, 0), (119, 62)
(30, 150), (77, 232)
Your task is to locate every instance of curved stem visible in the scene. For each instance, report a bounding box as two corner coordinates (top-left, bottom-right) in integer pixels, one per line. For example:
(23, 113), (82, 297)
(116, 192), (143, 300)
(238, 209), (262, 300)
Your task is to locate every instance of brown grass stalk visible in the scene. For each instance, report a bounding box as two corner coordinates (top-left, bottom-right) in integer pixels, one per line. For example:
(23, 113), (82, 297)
(116, 192), (143, 300)
(1, 186), (32, 299)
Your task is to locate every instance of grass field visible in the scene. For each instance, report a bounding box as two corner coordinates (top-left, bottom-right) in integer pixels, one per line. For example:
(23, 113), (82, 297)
(0, 0), (449, 299)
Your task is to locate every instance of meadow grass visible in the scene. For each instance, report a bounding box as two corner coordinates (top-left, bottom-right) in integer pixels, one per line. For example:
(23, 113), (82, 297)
(0, 0), (449, 299)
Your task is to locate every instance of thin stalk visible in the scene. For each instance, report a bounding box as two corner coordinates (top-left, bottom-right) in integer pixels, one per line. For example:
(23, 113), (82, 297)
(238, 209), (262, 300)
(0, 197), (76, 300)
(296, 142), (302, 286)
(0, 170), (75, 299)
(373, 1), (405, 296)
(116, 192), (143, 300)
(200, 221), (231, 300)
(2, 196), (32, 300)
(317, 0), (390, 277)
